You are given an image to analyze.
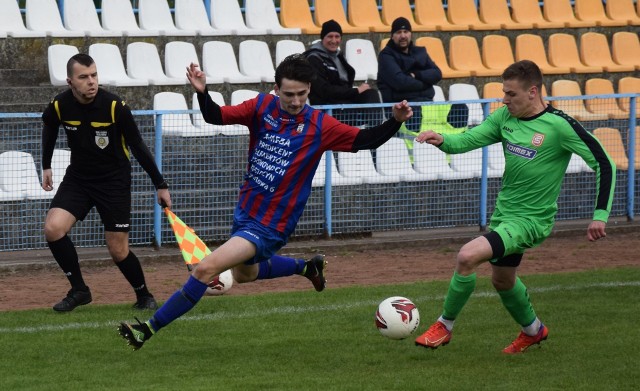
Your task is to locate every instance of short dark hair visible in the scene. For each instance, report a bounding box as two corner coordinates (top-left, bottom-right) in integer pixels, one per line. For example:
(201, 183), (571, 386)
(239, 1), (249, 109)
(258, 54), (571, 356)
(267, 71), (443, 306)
(274, 54), (315, 87)
(66, 53), (95, 78)
(502, 60), (543, 92)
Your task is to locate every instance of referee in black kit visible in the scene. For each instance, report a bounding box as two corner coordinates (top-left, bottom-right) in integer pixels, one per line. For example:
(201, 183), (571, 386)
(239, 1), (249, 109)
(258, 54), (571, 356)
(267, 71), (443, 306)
(41, 53), (172, 312)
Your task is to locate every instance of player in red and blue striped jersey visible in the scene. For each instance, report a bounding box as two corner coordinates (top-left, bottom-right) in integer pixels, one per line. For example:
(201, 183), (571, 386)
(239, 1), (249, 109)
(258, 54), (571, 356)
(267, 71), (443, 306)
(118, 54), (413, 349)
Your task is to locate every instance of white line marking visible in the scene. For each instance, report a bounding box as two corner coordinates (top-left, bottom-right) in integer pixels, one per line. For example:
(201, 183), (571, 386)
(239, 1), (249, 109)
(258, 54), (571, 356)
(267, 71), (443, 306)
(1, 280), (638, 334)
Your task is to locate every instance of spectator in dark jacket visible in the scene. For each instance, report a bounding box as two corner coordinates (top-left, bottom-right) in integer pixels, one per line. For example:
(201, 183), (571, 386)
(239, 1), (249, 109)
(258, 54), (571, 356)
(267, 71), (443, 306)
(304, 19), (382, 126)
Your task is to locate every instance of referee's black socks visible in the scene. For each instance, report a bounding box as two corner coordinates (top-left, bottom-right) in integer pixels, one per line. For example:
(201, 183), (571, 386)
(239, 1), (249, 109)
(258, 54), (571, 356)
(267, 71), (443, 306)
(116, 251), (151, 298)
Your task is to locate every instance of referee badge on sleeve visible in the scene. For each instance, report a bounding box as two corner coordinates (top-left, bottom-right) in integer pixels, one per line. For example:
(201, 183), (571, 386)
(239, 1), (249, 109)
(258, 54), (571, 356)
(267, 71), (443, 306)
(95, 130), (109, 149)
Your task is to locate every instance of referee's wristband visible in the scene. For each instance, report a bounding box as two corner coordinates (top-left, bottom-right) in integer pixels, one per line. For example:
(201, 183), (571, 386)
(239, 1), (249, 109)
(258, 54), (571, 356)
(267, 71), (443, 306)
(156, 180), (169, 190)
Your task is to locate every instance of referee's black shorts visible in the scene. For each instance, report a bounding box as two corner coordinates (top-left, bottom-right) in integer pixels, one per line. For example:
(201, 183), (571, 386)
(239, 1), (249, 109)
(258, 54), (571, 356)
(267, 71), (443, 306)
(50, 175), (131, 232)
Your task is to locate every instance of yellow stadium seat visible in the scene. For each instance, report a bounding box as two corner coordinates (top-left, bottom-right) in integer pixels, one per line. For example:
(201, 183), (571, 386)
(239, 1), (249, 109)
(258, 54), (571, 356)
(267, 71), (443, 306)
(415, 37), (471, 78)
(483, 82), (504, 113)
(514, 34), (571, 75)
(573, 0), (627, 27)
(449, 35), (503, 77)
(279, 0), (321, 34)
(510, 0), (566, 28)
(542, 0), (594, 27)
(348, 0), (389, 33)
(605, 0), (640, 25)
(551, 79), (609, 121)
(618, 77), (640, 118)
(380, 0), (433, 32)
(380, 37), (389, 51)
(593, 127), (628, 170)
(481, 35), (515, 73)
(584, 78), (630, 120)
(314, 0), (369, 34)
(478, 0), (534, 30)
(414, 0), (468, 31)
(447, 0), (502, 30)
(612, 32), (640, 71)
(548, 33), (602, 74)
(580, 32), (636, 73)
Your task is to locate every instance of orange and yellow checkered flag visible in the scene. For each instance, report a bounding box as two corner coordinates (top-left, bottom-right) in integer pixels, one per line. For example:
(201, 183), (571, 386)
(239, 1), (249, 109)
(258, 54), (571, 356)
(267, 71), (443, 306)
(164, 208), (211, 269)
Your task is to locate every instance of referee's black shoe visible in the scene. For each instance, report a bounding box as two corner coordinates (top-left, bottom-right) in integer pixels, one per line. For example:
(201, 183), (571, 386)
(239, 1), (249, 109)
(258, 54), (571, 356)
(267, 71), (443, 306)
(302, 255), (327, 292)
(132, 295), (158, 310)
(53, 288), (92, 312)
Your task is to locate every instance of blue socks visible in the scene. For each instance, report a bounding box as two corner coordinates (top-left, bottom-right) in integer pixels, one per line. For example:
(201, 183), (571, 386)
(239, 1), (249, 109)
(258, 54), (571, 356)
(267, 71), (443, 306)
(256, 255), (306, 280)
(149, 275), (208, 332)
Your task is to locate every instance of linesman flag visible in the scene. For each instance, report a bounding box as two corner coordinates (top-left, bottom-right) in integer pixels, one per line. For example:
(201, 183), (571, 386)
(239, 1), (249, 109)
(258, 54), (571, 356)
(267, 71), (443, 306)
(164, 208), (211, 270)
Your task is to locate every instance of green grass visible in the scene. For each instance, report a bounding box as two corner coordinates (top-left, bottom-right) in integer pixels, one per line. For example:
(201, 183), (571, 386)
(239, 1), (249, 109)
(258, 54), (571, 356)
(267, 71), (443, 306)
(2, 267), (639, 391)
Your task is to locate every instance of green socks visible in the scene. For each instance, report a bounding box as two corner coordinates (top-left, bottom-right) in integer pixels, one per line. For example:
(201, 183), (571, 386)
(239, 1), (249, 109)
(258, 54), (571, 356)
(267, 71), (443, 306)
(442, 272), (477, 321)
(498, 277), (537, 327)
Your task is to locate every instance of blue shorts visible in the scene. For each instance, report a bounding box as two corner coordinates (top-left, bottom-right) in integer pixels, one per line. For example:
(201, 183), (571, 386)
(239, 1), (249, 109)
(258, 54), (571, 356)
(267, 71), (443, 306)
(230, 208), (288, 265)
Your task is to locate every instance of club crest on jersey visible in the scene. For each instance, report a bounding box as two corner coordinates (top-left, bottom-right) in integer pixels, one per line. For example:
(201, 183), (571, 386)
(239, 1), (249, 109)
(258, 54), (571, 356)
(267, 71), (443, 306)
(95, 130), (109, 149)
(532, 133), (545, 147)
(296, 123), (305, 133)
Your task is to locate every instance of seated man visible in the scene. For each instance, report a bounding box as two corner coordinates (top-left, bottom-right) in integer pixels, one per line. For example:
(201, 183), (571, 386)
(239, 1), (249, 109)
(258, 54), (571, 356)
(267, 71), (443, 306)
(377, 17), (443, 131)
(304, 19), (382, 127)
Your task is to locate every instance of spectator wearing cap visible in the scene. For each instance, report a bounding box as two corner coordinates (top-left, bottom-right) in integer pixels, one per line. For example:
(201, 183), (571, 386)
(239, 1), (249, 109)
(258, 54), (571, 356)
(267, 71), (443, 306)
(377, 17), (442, 129)
(303, 19), (382, 113)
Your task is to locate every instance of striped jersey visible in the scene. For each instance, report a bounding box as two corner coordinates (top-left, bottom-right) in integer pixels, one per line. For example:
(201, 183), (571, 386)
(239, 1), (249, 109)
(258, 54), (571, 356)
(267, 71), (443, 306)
(222, 93), (360, 236)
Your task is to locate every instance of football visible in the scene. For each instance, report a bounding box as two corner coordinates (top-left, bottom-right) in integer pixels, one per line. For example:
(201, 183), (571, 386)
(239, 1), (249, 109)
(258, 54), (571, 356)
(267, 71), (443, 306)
(375, 296), (420, 340)
(204, 269), (234, 296)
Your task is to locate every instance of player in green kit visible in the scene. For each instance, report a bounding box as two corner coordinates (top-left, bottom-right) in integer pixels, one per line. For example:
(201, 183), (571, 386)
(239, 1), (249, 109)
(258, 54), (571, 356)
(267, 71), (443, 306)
(413, 60), (616, 354)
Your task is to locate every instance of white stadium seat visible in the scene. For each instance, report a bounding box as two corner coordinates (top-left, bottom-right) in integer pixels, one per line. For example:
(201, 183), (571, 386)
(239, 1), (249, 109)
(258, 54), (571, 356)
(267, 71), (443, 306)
(127, 42), (185, 85)
(88, 43), (149, 87)
(191, 91), (237, 137)
(138, 0), (196, 36)
(210, 0), (268, 35)
(50, 149), (71, 195)
(165, 41), (224, 84)
(174, 0), (233, 36)
(202, 41), (262, 84)
(338, 150), (400, 184)
(230, 89), (260, 105)
(0, 151), (51, 200)
(0, 0), (46, 37)
(26, 0), (84, 37)
(48, 44), (79, 86)
(449, 148), (504, 178)
(153, 92), (200, 137)
(312, 152), (362, 187)
(239, 40), (276, 83)
(63, 0), (122, 37)
(413, 141), (474, 180)
(448, 83), (484, 126)
(275, 40), (306, 66)
(244, 0), (302, 35)
(376, 138), (433, 182)
(101, 0), (160, 36)
(344, 39), (379, 81)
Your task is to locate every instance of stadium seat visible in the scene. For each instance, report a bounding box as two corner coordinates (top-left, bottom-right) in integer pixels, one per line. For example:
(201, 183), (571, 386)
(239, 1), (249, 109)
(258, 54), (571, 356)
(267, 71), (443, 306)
(618, 77), (640, 118)
(481, 35), (516, 73)
(433, 86), (446, 102)
(192, 91), (239, 136)
(605, 0), (640, 25)
(449, 148), (504, 178)
(165, 41), (223, 84)
(48, 44), (79, 86)
(380, 0), (435, 32)
(447, 0), (502, 30)
(25, 0), (84, 37)
(153, 92), (200, 137)
(413, 141), (474, 180)
(51, 149), (71, 195)
(414, 0), (468, 31)
(478, 0), (534, 30)
(238, 40), (275, 83)
(337, 150), (400, 184)
(566, 153), (593, 173)
(275, 40), (306, 66)
(315, 0), (369, 33)
(487, 142), (506, 174)
(279, 0), (321, 34)
(138, 0), (196, 36)
(348, 0), (390, 32)
(414, 37), (471, 78)
(448, 83), (484, 125)
(0, 0), (46, 37)
(312, 152), (362, 187)
(448, 35), (502, 77)
(245, 0), (301, 35)
(344, 39), (378, 81)
(547, 33), (602, 74)
(510, 0), (565, 28)
(573, 0), (627, 27)
(542, 0), (594, 28)
(210, 0), (268, 35)
(230, 89), (260, 105)
(580, 32), (635, 73)
(550, 80), (609, 121)
(126, 42), (185, 86)
(612, 32), (640, 71)
(593, 127), (629, 170)
(101, 0), (159, 36)
(63, 0), (122, 37)
(584, 78), (629, 120)
(88, 43), (149, 87)
(174, 0), (233, 36)
(514, 34), (571, 75)
(376, 138), (433, 182)
(202, 41), (261, 84)
(0, 151), (51, 200)
(482, 82), (504, 114)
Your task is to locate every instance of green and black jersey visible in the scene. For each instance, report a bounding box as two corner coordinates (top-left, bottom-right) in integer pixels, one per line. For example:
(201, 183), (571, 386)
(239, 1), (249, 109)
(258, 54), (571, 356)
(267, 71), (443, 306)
(439, 105), (616, 227)
(42, 88), (164, 187)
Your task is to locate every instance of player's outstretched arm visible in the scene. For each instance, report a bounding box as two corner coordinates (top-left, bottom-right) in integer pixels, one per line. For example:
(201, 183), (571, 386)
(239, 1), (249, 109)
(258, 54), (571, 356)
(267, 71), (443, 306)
(186, 62), (206, 94)
(415, 131), (444, 146)
(587, 220), (606, 242)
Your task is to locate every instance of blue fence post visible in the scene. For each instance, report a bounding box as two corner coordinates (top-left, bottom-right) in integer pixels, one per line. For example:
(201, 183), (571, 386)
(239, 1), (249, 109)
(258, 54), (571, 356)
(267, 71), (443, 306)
(479, 101), (491, 230)
(153, 114), (163, 248)
(324, 109), (333, 238)
(627, 96), (637, 221)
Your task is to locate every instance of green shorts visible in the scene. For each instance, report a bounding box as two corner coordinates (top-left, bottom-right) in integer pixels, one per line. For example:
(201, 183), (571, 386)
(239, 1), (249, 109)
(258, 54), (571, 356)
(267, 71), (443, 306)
(489, 216), (553, 257)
